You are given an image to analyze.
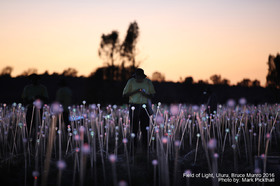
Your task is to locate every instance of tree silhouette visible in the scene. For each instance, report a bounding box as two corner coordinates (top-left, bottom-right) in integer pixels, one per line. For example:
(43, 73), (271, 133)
(62, 68), (78, 77)
(210, 74), (222, 85)
(266, 53), (280, 88)
(95, 22), (140, 81)
(197, 79), (208, 85)
(121, 21), (139, 70)
(98, 31), (119, 67)
(252, 79), (261, 87)
(184, 76), (194, 85)
(221, 79), (230, 86)
(0, 66), (13, 77)
(210, 74), (230, 85)
(152, 71), (165, 82)
(237, 78), (252, 87)
(20, 68), (38, 76)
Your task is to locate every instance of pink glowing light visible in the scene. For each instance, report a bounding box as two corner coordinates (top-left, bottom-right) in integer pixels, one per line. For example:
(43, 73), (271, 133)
(208, 139), (217, 149)
(152, 159), (158, 165)
(109, 154), (117, 163)
(162, 137), (168, 144)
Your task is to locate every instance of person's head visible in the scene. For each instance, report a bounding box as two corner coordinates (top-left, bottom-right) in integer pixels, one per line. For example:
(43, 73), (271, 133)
(134, 68), (146, 82)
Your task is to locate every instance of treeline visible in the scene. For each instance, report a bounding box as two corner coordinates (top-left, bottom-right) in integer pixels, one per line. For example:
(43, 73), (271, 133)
(0, 68), (279, 105)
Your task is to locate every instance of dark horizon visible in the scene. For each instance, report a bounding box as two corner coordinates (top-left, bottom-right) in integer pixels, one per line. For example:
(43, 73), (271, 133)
(0, 70), (279, 106)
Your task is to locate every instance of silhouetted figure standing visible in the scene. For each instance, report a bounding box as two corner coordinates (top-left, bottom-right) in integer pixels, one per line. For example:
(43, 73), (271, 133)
(123, 68), (156, 152)
(56, 79), (72, 126)
(22, 74), (48, 137)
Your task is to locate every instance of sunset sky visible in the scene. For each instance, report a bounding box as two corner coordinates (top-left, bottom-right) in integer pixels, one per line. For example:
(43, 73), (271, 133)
(1, 0), (280, 85)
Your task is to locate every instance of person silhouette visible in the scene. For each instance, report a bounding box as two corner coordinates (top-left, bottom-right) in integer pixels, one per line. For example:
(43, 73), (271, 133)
(22, 74), (48, 137)
(56, 78), (72, 126)
(123, 68), (156, 153)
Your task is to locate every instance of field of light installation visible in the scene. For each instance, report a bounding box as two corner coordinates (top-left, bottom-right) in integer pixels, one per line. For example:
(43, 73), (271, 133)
(0, 100), (279, 186)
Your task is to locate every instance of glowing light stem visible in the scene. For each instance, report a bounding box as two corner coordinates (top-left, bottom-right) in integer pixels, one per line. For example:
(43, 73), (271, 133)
(221, 131), (228, 163)
(263, 124), (267, 147)
(249, 129), (253, 156)
(196, 113), (212, 172)
(172, 142), (179, 186)
(22, 127), (28, 186)
(149, 126), (156, 147)
(114, 135), (118, 157)
(110, 156), (117, 186)
(152, 161), (157, 186)
(41, 116), (57, 186)
(79, 128), (85, 186)
(147, 126), (149, 160)
(28, 106), (35, 138)
(11, 119), (19, 155)
(124, 140), (131, 186)
(93, 118), (97, 163)
(179, 118), (190, 149)
(144, 107), (154, 148)
(58, 114), (62, 161)
(97, 123), (106, 185)
(194, 134), (200, 165)
(131, 108), (134, 135)
(65, 134), (71, 155)
(72, 150), (79, 185)
(211, 151), (219, 186)
(263, 112), (278, 174)
(258, 124), (262, 156)
(106, 123), (109, 157)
